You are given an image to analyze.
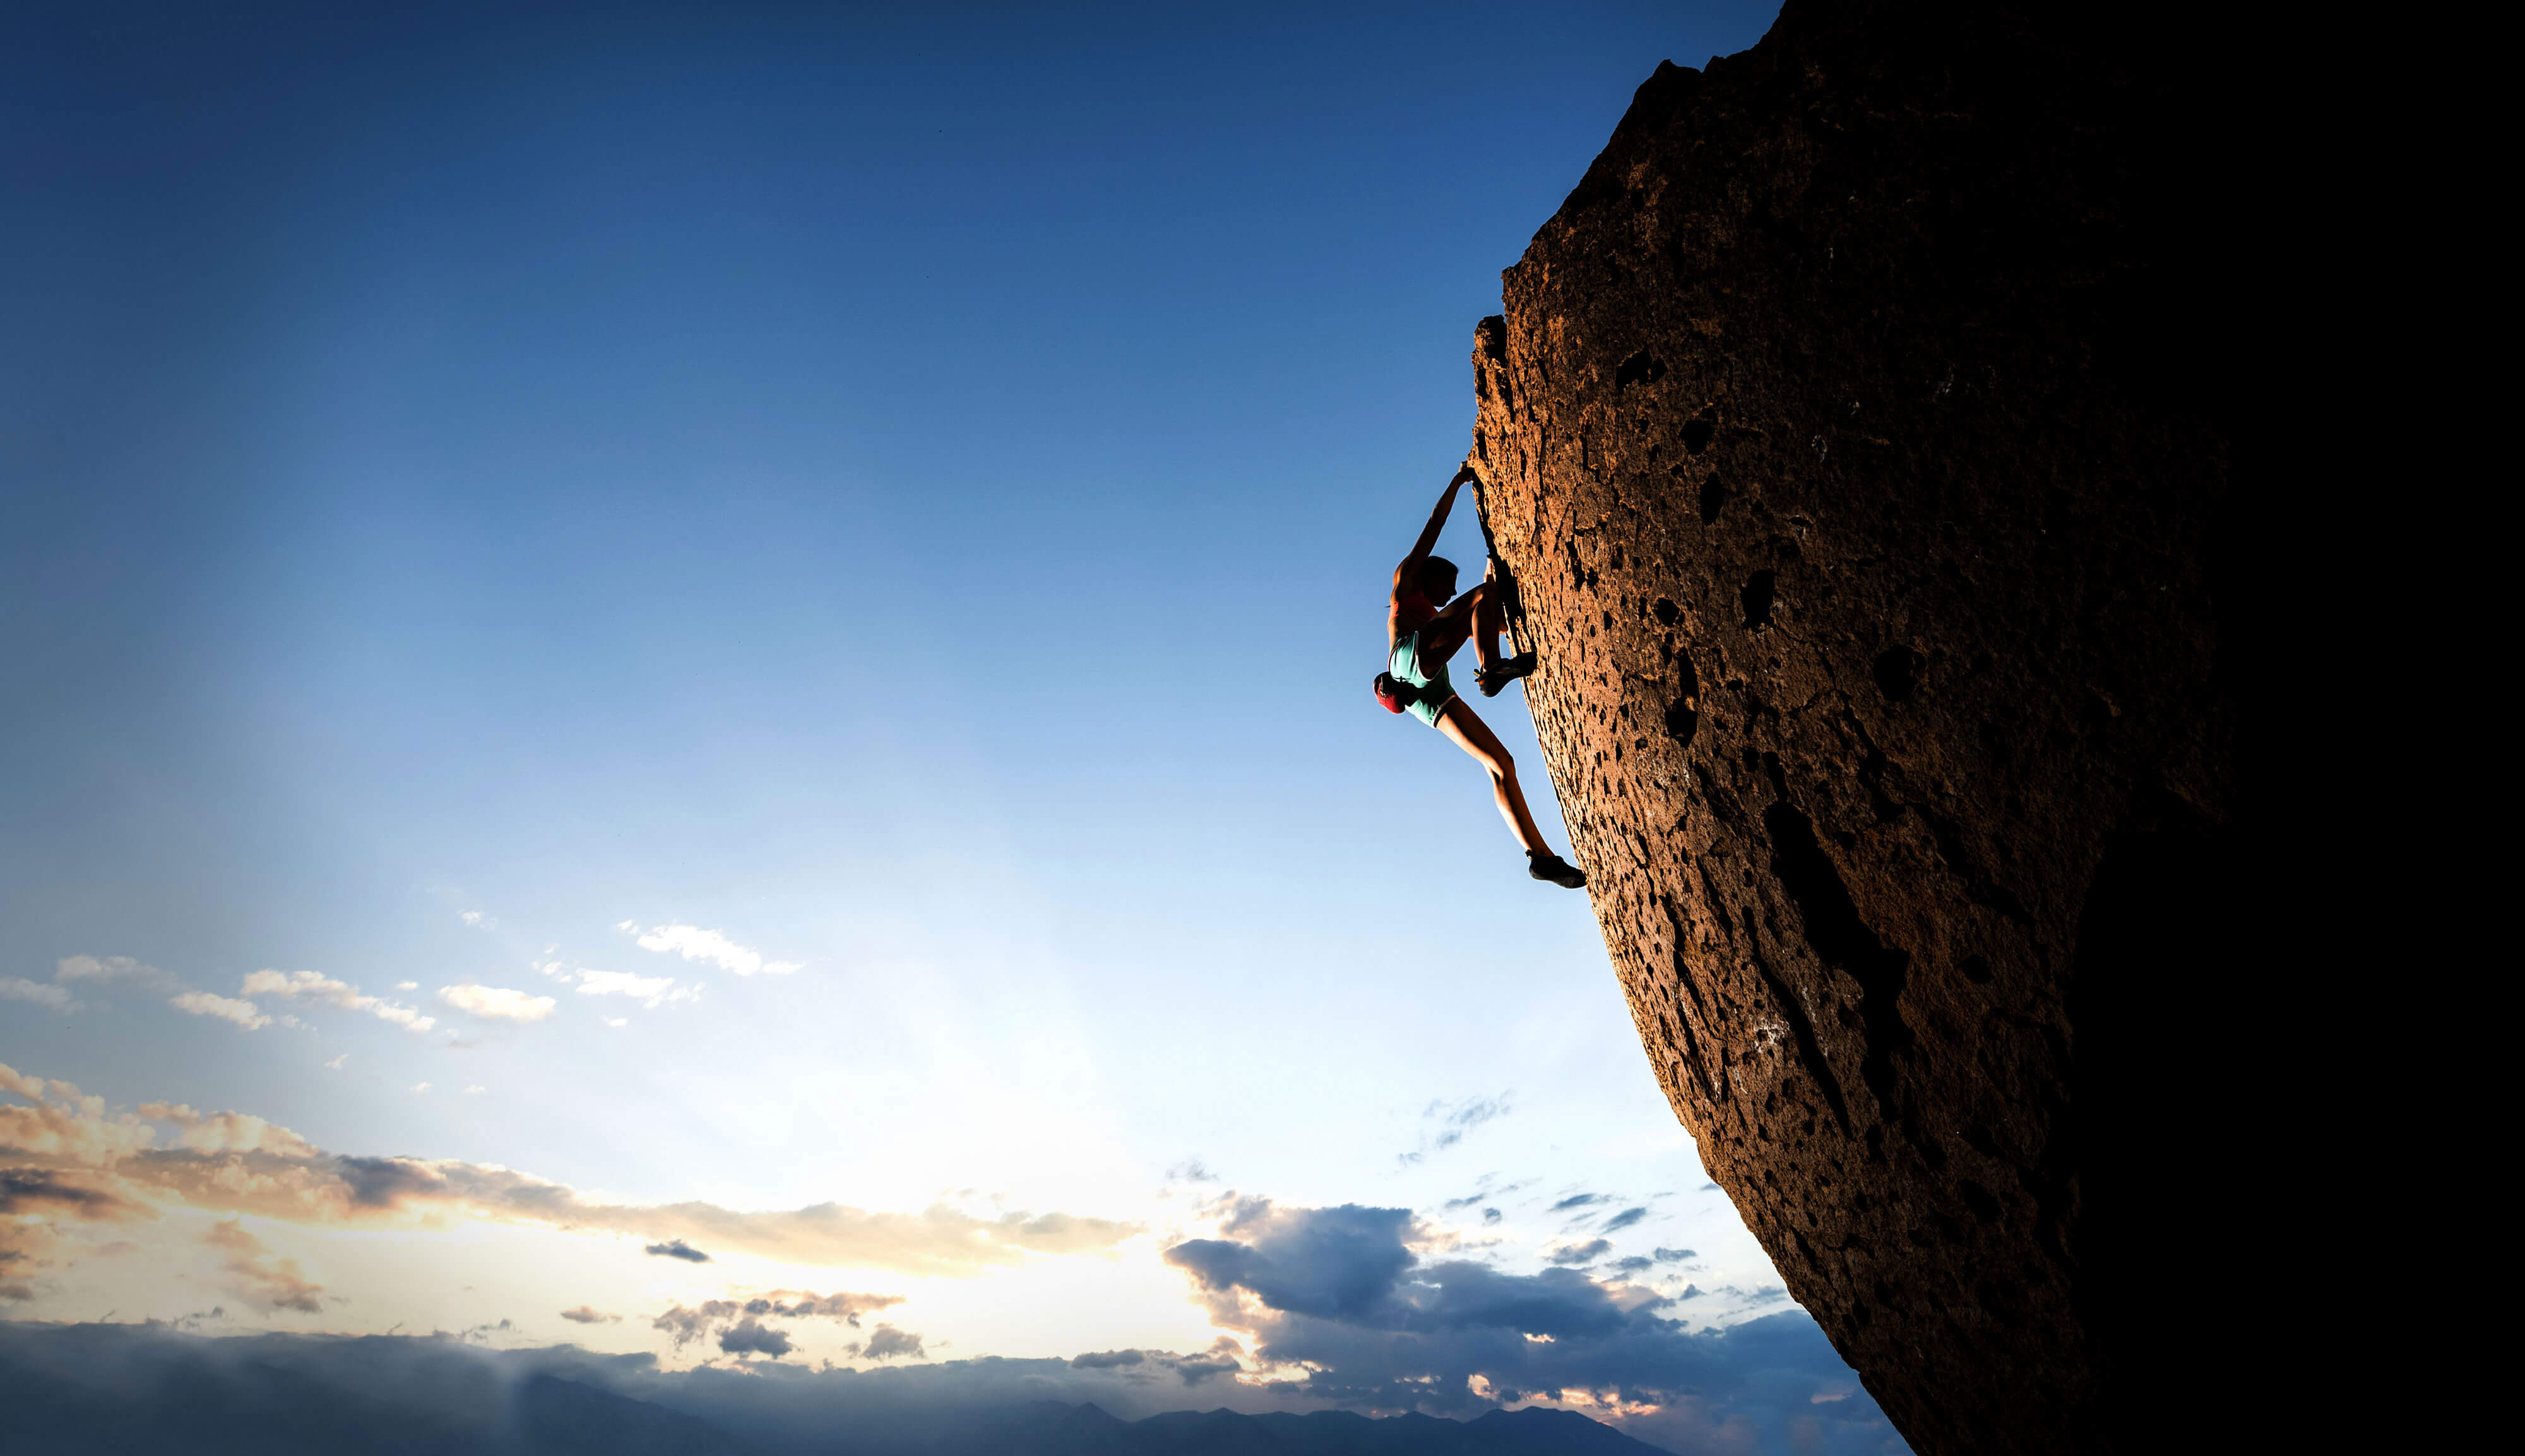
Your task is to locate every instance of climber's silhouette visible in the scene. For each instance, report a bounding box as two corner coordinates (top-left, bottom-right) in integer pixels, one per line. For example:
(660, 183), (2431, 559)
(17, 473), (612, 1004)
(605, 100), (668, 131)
(1377, 463), (1587, 889)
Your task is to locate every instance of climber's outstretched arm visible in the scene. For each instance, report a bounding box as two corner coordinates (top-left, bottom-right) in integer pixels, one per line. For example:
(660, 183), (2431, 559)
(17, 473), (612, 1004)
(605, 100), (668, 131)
(1396, 462), (1480, 589)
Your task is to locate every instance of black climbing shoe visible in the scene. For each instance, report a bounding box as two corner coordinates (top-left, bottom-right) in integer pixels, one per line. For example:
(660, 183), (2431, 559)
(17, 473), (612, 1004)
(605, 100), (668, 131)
(1476, 653), (1538, 697)
(1527, 851), (1587, 889)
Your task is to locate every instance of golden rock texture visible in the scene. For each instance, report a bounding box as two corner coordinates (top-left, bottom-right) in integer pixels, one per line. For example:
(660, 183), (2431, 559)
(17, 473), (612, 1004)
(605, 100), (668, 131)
(1469, 4), (2245, 1451)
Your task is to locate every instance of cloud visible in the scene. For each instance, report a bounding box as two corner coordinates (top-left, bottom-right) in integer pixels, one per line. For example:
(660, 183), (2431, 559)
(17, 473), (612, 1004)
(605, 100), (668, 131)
(1653, 1248), (1697, 1263)
(138, 1104), (319, 1158)
(756, 1290), (903, 1324)
(170, 992), (271, 1031)
(646, 1240), (712, 1264)
(857, 1325), (924, 1362)
(1440, 1178), (1532, 1212)
(459, 911), (492, 927)
(1601, 1207), (1649, 1233)
(1545, 1240), (1612, 1266)
(0, 978), (77, 1012)
(1548, 1193), (1610, 1214)
(1166, 1337), (1245, 1385)
(1165, 1159), (1218, 1184)
(240, 971), (437, 1034)
(651, 1305), (718, 1350)
(651, 1288), (908, 1361)
(1070, 1348), (1144, 1369)
(205, 1219), (323, 1314)
(559, 1306), (621, 1325)
(1160, 1197), (1904, 1450)
(537, 961), (699, 1011)
(437, 985), (556, 1023)
(651, 1289), (909, 1359)
(1, 1062), (1138, 1277)
(324, 1055), (348, 1070)
(1399, 1095), (1512, 1166)
(1165, 1200), (1418, 1320)
(618, 922), (799, 977)
(0, 1168), (143, 1221)
(53, 955), (177, 991)
(716, 1318), (793, 1358)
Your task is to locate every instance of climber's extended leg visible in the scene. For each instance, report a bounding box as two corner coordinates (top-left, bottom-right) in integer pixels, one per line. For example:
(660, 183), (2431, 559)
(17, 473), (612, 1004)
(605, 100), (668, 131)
(1435, 699), (1586, 889)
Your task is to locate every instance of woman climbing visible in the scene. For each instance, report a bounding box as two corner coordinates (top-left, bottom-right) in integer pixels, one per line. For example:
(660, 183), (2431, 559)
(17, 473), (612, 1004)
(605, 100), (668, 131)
(1382, 462), (1588, 889)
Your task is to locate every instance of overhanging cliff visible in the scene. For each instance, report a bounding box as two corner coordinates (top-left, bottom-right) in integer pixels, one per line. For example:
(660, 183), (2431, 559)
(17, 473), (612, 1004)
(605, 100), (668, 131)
(1470, 3), (2246, 1452)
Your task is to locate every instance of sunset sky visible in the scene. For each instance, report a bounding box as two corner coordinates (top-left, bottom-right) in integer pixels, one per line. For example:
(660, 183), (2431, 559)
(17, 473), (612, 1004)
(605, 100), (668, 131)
(3, 4), (1903, 1450)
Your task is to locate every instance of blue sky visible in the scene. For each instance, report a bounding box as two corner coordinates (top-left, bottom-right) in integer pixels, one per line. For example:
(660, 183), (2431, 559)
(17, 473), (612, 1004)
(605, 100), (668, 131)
(2, 3), (1906, 1450)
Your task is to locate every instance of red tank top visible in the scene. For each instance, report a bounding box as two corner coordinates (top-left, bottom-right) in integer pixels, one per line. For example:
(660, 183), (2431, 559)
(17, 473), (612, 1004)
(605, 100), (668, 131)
(1392, 588), (1438, 638)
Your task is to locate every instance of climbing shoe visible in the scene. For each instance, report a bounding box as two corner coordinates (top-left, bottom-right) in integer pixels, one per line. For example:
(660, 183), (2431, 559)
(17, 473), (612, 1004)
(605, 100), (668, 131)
(1527, 851), (1587, 889)
(1476, 653), (1538, 697)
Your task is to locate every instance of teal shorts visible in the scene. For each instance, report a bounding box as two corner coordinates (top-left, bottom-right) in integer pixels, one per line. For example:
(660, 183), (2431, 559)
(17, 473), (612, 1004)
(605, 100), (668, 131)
(1389, 630), (1457, 728)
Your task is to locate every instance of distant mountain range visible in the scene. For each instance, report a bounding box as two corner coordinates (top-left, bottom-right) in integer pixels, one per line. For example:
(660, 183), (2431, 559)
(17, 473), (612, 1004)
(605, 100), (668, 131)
(0, 1323), (1677, 1455)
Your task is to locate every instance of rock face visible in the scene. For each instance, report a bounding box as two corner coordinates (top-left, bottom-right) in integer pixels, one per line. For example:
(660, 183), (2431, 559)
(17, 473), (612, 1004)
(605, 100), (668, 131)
(1469, 4), (2245, 1453)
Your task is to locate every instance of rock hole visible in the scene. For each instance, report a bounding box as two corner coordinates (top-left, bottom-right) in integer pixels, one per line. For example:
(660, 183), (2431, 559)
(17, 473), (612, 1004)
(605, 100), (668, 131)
(1959, 954), (1993, 984)
(1697, 473), (1728, 524)
(1741, 571), (1776, 630)
(1959, 1180), (2001, 1226)
(1682, 417), (1715, 454)
(1872, 646), (1923, 702)
(1665, 702), (1699, 746)
(1616, 352), (1667, 389)
(1654, 596), (1681, 627)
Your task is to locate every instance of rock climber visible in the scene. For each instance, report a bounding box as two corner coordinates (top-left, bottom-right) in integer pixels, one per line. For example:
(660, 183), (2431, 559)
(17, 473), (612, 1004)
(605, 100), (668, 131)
(1381, 461), (1588, 889)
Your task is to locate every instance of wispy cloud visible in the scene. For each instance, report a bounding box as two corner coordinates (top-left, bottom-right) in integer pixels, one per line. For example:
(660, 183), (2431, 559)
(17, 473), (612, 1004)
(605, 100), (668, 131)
(170, 992), (271, 1031)
(646, 1239), (712, 1263)
(0, 980), (76, 1014)
(1397, 1094), (1512, 1167)
(535, 961), (699, 1011)
(240, 971), (436, 1034)
(54, 956), (179, 991)
(437, 985), (556, 1023)
(15, 954), (193, 1014)
(204, 1219), (322, 1313)
(559, 1306), (620, 1325)
(618, 922), (799, 977)
(2, 1063), (1139, 1277)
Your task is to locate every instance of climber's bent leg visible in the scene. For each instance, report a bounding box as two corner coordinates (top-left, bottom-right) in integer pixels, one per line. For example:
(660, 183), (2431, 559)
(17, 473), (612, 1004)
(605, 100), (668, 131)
(1472, 585), (1506, 673)
(1417, 582), (1494, 667)
(1464, 583), (1535, 697)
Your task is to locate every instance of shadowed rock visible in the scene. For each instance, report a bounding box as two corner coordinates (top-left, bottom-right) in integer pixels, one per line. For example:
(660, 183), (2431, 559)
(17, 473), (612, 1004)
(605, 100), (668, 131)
(1467, 3), (2248, 1452)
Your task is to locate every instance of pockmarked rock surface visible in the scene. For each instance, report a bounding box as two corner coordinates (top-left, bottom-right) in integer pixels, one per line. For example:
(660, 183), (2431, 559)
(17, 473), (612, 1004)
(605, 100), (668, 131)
(1468, 4), (2247, 1453)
